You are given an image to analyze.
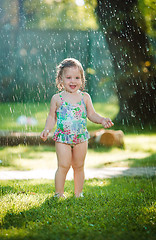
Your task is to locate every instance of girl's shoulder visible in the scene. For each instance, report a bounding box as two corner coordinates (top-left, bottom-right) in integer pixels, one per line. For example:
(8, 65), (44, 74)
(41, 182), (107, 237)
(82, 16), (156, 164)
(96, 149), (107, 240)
(82, 91), (91, 100)
(81, 91), (92, 106)
(51, 92), (62, 103)
(52, 91), (64, 99)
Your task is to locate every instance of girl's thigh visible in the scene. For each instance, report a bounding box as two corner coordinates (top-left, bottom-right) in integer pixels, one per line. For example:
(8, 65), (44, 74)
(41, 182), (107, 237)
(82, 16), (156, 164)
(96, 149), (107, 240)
(55, 142), (72, 168)
(72, 141), (88, 168)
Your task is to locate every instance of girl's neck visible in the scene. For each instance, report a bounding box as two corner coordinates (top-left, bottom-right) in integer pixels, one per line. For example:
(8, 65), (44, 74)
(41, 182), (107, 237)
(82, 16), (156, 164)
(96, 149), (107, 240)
(62, 90), (82, 104)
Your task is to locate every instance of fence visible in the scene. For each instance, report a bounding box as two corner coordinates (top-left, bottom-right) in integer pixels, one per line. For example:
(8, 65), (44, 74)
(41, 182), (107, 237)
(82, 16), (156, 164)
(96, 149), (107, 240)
(0, 29), (114, 102)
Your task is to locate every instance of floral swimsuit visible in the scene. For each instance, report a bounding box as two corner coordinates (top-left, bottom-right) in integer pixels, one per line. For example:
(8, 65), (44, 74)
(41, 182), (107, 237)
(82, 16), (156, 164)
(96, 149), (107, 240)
(53, 92), (90, 145)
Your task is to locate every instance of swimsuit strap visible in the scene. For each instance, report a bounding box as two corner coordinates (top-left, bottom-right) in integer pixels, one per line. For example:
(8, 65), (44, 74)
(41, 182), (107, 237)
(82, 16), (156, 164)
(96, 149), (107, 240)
(59, 94), (64, 104)
(59, 94), (63, 101)
(81, 92), (86, 106)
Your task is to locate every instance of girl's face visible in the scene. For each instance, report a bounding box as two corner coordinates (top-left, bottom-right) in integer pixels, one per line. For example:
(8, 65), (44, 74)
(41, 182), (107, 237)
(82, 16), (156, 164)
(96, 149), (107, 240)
(61, 66), (82, 93)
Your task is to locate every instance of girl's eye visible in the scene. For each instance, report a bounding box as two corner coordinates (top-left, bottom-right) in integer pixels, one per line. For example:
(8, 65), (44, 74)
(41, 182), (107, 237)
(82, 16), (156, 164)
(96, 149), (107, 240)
(76, 77), (80, 79)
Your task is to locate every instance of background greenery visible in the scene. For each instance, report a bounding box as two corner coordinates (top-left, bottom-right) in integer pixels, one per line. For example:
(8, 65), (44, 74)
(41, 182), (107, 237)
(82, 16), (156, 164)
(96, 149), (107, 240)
(0, 0), (156, 126)
(0, 101), (119, 132)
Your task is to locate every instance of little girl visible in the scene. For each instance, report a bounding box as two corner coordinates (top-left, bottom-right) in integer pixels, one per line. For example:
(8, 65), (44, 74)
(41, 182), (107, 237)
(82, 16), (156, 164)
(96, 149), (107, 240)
(40, 58), (114, 198)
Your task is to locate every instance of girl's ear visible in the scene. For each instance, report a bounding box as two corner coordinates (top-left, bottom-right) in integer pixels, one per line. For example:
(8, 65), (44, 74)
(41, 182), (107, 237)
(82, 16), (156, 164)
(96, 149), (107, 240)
(58, 76), (62, 83)
(59, 77), (64, 89)
(80, 79), (84, 90)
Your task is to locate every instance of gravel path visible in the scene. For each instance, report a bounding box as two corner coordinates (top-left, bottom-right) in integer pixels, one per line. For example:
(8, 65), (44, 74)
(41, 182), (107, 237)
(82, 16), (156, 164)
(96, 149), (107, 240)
(0, 167), (155, 180)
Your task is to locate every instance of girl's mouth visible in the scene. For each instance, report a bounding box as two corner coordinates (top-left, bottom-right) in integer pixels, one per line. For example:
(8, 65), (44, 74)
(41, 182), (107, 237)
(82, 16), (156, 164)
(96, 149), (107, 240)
(70, 85), (76, 89)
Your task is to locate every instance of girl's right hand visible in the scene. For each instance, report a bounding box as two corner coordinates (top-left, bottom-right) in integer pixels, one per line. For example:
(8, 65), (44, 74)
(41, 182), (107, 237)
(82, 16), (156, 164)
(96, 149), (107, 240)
(101, 118), (114, 129)
(40, 129), (50, 142)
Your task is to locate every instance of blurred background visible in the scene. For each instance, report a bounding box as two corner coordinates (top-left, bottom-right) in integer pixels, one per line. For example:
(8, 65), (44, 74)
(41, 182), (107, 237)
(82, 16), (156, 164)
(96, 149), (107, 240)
(0, 0), (155, 132)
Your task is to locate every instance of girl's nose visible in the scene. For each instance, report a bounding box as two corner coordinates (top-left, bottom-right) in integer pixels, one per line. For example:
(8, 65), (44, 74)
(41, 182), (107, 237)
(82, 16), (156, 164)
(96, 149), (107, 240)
(71, 78), (76, 82)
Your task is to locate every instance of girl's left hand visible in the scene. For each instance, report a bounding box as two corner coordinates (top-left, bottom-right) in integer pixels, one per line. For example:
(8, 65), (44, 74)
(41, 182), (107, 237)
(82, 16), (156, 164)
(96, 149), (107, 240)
(101, 118), (114, 128)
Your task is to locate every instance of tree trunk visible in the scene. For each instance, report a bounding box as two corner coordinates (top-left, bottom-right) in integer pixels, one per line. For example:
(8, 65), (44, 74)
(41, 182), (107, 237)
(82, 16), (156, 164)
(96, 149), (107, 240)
(18, 0), (26, 29)
(96, 0), (156, 127)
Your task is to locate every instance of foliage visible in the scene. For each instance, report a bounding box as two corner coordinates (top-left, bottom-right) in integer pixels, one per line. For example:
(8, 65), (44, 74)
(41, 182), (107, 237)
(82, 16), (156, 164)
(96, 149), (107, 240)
(138, 0), (156, 37)
(23, 0), (98, 30)
(86, 0), (156, 37)
(1, 0), (156, 127)
(0, 29), (114, 103)
(0, 177), (156, 240)
(2, 0), (155, 36)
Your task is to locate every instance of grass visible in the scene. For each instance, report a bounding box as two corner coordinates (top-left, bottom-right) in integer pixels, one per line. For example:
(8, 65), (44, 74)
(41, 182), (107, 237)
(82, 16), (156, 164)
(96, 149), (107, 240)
(0, 134), (156, 171)
(0, 101), (156, 171)
(0, 102), (119, 132)
(0, 102), (50, 133)
(0, 102), (156, 239)
(0, 177), (156, 240)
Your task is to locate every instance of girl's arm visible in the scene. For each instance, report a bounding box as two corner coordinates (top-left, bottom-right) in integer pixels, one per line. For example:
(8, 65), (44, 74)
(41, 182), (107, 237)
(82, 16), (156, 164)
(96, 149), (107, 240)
(85, 93), (114, 128)
(40, 95), (57, 141)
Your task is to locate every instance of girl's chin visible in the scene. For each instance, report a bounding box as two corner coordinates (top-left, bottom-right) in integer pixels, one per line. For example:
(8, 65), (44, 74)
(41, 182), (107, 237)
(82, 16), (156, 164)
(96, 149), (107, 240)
(66, 87), (78, 92)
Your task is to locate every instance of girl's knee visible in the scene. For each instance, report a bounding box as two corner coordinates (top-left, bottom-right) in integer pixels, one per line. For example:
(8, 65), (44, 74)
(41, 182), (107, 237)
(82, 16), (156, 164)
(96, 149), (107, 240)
(58, 163), (71, 172)
(72, 163), (84, 172)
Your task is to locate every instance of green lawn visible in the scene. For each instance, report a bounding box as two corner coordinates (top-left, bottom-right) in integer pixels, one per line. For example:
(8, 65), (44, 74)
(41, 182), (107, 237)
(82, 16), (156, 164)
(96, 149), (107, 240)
(0, 102), (119, 132)
(0, 101), (156, 171)
(0, 102), (156, 240)
(0, 102), (50, 133)
(0, 134), (156, 171)
(0, 177), (156, 240)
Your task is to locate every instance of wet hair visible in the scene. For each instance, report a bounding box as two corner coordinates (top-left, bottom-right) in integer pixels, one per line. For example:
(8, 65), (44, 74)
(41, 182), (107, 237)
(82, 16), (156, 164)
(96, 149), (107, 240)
(56, 58), (86, 91)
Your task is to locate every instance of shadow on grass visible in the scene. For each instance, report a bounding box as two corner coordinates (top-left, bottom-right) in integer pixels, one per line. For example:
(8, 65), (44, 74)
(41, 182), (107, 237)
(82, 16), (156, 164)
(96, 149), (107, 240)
(0, 145), (56, 154)
(1, 177), (156, 240)
(128, 153), (156, 168)
(0, 145), (56, 170)
(95, 153), (156, 169)
(88, 144), (114, 153)
(0, 186), (16, 196)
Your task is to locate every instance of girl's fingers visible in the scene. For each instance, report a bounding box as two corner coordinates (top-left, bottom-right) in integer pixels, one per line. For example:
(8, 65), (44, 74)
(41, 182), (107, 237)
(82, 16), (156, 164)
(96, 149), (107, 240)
(40, 131), (48, 141)
(103, 119), (114, 128)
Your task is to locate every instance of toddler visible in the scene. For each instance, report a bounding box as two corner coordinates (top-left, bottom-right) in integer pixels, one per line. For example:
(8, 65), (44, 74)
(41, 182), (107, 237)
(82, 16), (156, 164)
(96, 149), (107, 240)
(40, 58), (114, 198)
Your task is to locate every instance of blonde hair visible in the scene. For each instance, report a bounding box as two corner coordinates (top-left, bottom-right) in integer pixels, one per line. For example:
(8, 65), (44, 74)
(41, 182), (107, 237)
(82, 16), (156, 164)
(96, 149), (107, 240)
(56, 58), (86, 91)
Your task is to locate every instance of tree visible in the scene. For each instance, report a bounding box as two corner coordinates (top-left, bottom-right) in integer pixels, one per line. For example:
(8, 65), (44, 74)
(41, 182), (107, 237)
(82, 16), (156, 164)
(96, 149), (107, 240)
(96, 0), (156, 127)
(23, 0), (98, 30)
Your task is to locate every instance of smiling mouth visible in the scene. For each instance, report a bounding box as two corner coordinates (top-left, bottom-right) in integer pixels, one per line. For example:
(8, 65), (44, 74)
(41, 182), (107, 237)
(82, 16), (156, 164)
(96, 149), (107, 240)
(70, 85), (76, 89)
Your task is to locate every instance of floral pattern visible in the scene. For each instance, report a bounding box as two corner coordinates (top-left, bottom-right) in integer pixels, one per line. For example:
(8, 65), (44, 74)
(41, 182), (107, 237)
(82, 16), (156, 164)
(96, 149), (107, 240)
(53, 93), (90, 145)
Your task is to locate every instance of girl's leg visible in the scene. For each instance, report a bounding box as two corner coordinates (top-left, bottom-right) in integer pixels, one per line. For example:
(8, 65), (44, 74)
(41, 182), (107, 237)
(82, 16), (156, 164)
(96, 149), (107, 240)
(71, 141), (88, 197)
(55, 142), (72, 196)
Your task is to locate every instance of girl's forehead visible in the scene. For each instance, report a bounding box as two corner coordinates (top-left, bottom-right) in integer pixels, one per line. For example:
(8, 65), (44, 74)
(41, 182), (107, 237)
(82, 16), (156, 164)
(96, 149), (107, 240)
(63, 66), (81, 75)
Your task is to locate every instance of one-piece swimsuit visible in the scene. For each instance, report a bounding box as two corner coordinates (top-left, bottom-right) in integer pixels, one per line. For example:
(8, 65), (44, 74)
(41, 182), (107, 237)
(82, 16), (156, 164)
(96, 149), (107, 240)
(53, 91), (90, 145)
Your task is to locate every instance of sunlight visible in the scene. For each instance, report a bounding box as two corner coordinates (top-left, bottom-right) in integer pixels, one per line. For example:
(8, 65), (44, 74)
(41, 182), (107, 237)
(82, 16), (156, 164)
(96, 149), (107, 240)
(45, 0), (62, 4)
(45, 0), (53, 4)
(86, 179), (111, 187)
(75, 0), (84, 7)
